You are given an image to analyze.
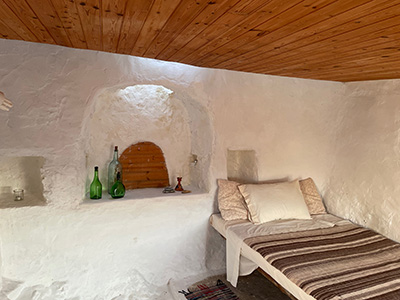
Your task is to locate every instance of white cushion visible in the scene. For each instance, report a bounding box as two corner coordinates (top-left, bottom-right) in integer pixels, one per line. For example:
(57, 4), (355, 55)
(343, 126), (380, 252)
(238, 180), (311, 224)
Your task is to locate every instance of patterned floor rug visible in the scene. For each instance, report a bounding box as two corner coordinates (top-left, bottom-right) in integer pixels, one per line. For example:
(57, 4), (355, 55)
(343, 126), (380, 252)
(179, 279), (240, 300)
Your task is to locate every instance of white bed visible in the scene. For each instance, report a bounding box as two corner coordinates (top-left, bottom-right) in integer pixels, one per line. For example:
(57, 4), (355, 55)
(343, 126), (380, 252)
(210, 213), (351, 300)
(213, 179), (400, 299)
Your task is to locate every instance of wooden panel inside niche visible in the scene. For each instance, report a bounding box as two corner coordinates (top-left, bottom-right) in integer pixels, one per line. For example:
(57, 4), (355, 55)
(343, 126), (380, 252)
(120, 142), (170, 189)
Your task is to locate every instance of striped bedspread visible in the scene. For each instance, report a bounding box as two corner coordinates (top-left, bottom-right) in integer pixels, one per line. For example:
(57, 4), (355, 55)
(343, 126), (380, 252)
(244, 223), (400, 300)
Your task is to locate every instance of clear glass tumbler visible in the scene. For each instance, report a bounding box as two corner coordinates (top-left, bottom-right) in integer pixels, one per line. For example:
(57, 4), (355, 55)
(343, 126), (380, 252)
(13, 189), (24, 201)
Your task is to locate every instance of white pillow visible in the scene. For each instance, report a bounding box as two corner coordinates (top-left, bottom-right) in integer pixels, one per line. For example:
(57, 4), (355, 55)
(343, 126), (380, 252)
(238, 180), (311, 224)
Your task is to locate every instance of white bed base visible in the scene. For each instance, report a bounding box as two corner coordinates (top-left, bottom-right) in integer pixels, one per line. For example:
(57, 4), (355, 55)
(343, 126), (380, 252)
(210, 214), (315, 300)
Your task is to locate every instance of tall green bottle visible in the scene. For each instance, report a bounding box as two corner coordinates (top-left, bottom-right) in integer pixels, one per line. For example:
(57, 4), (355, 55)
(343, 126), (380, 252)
(90, 166), (102, 199)
(108, 146), (123, 194)
(111, 172), (125, 199)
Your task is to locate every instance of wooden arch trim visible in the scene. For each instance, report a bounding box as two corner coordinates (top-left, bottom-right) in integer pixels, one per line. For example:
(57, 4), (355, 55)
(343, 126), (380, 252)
(120, 142), (170, 189)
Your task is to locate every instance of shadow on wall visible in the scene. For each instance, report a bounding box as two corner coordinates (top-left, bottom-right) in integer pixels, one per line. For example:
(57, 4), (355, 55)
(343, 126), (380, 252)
(82, 84), (213, 196)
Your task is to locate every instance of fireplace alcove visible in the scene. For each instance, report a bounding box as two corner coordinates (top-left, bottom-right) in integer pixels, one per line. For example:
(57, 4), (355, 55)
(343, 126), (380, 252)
(83, 84), (212, 200)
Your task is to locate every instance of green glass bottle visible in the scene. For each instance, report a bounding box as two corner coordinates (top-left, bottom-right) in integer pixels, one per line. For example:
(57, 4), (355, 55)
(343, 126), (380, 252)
(108, 146), (123, 194)
(90, 166), (102, 199)
(111, 172), (125, 199)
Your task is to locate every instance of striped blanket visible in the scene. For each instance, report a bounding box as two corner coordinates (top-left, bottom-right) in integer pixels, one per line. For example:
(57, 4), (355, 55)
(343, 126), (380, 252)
(244, 223), (400, 300)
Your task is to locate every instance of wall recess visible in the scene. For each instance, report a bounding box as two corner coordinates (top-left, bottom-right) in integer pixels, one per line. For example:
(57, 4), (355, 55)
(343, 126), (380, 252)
(84, 84), (213, 194)
(0, 156), (46, 208)
(227, 150), (258, 184)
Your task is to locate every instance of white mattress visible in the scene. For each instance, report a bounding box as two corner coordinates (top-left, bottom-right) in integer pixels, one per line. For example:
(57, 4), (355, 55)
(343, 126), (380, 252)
(210, 213), (348, 300)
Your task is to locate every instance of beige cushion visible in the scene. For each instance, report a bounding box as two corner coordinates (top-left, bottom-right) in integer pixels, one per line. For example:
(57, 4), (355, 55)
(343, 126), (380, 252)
(299, 178), (326, 214)
(217, 179), (248, 221)
(238, 180), (311, 224)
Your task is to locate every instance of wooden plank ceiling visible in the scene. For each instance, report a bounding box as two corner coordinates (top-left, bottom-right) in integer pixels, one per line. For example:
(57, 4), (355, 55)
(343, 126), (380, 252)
(0, 0), (400, 82)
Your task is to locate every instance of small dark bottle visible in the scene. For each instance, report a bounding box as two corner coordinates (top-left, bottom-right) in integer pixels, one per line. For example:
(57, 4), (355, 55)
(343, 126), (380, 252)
(111, 172), (125, 199)
(90, 166), (102, 199)
(175, 177), (184, 191)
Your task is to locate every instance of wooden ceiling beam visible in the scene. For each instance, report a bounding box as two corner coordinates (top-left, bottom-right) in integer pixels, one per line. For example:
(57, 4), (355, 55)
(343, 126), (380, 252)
(167, 0), (278, 62)
(24, 0), (72, 46)
(155, 0), (242, 61)
(177, 0), (305, 65)
(101, 0), (126, 53)
(330, 73), (400, 82)
(257, 35), (400, 76)
(248, 21), (400, 74)
(3, 0), (55, 44)
(130, 0), (182, 57)
(75, 0), (102, 50)
(0, 19), (22, 40)
(192, 0), (367, 67)
(214, 0), (399, 70)
(274, 66), (400, 83)
(221, 32), (398, 77)
(116, 0), (154, 55)
(231, 19), (400, 75)
(1, 0), (400, 82)
(299, 70), (400, 82)
(277, 53), (400, 78)
(50, 0), (87, 49)
(143, 0), (212, 58)
(0, 0), (40, 42)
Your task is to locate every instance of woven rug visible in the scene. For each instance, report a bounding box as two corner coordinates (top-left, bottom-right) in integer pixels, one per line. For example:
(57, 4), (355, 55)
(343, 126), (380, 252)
(179, 279), (240, 300)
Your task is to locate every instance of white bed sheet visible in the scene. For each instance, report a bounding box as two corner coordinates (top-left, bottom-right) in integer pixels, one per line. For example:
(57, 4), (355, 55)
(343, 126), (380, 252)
(210, 213), (351, 300)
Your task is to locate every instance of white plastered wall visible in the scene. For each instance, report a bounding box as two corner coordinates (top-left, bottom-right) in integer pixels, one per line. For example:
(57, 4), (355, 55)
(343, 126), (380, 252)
(0, 40), (220, 300)
(0, 39), (354, 299)
(325, 80), (400, 242)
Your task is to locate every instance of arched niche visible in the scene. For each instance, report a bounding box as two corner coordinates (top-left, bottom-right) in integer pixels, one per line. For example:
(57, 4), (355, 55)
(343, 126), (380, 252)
(83, 84), (212, 194)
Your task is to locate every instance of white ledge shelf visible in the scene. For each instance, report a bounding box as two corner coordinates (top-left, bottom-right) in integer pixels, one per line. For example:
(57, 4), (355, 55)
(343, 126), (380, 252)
(0, 194), (46, 209)
(81, 186), (209, 205)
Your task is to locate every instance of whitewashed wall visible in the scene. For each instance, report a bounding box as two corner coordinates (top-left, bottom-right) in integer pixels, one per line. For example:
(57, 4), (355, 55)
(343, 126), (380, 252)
(325, 80), (400, 242)
(0, 39), (346, 299)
